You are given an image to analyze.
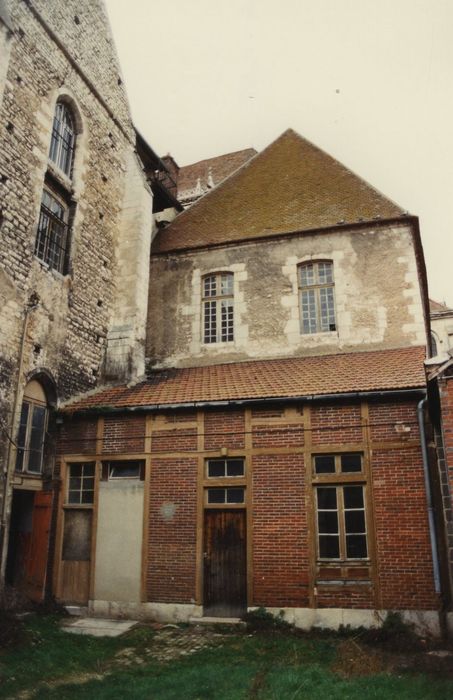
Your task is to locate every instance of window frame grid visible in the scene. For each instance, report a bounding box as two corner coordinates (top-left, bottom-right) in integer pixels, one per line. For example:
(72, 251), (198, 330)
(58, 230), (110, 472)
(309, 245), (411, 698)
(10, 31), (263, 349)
(315, 483), (369, 562)
(35, 189), (70, 273)
(202, 272), (234, 344)
(49, 102), (75, 177)
(66, 462), (96, 506)
(14, 400), (48, 474)
(298, 260), (336, 334)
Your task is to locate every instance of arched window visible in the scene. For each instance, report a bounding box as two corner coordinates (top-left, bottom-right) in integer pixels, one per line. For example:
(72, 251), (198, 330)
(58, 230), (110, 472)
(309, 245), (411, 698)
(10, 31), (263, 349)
(48, 102), (75, 177)
(299, 260), (336, 334)
(15, 380), (49, 474)
(202, 272), (234, 343)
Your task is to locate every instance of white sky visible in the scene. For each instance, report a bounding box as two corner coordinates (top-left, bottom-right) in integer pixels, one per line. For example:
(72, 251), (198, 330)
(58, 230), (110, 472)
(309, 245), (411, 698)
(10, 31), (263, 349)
(105, 0), (453, 305)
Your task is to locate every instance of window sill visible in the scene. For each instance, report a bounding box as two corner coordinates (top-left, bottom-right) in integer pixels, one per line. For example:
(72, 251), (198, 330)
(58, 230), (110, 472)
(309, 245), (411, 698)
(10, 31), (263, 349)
(300, 330), (338, 338)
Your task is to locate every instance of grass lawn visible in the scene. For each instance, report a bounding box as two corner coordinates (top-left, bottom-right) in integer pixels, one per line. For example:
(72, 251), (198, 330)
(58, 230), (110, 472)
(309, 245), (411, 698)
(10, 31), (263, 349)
(0, 614), (452, 699)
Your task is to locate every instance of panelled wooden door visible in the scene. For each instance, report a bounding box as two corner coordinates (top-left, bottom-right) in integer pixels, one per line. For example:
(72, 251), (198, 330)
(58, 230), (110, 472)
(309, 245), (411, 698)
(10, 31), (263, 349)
(24, 491), (53, 601)
(203, 509), (247, 617)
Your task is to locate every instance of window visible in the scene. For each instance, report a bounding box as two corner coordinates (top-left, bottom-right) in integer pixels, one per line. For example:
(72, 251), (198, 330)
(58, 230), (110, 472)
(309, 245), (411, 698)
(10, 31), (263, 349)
(207, 458), (244, 478)
(34, 189), (69, 273)
(313, 452), (368, 561)
(202, 272), (234, 343)
(35, 101), (77, 273)
(206, 487), (245, 505)
(15, 380), (48, 474)
(299, 261), (336, 334)
(67, 462), (95, 505)
(101, 460), (145, 480)
(49, 102), (75, 177)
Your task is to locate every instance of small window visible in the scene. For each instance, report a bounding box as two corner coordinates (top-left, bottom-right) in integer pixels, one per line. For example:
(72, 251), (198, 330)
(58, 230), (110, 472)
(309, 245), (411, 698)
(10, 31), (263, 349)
(202, 272), (234, 343)
(316, 485), (368, 560)
(206, 487), (245, 505)
(15, 380), (48, 474)
(314, 453), (362, 475)
(207, 458), (244, 478)
(299, 261), (336, 334)
(67, 462), (95, 505)
(49, 102), (75, 177)
(102, 460), (144, 480)
(34, 189), (70, 273)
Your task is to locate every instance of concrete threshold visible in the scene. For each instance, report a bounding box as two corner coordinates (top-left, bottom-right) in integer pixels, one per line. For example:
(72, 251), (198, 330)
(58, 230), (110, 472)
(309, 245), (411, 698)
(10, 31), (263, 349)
(62, 617), (138, 637)
(189, 616), (246, 626)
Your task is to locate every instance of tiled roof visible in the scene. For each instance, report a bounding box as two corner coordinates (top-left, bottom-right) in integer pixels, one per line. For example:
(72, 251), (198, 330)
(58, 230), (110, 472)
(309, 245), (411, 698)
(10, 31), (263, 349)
(63, 347), (426, 412)
(429, 298), (453, 314)
(153, 129), (405, 254)
(177, 148), (257, 204)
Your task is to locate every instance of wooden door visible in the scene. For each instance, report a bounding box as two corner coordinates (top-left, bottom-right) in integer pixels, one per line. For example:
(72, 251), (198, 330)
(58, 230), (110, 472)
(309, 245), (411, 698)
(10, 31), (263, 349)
(24, 492), (53, 601)
(203, 509), (247, 617)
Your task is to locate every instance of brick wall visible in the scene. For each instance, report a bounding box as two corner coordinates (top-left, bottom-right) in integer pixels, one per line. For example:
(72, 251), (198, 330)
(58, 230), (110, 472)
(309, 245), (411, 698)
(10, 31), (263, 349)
(57, 398), (439, 612)
(437, 376), (453, 594)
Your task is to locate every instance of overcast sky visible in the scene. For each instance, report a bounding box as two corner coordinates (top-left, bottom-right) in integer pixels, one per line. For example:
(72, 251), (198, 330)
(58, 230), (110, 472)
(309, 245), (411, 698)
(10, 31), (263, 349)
(105, 0), (453, 305)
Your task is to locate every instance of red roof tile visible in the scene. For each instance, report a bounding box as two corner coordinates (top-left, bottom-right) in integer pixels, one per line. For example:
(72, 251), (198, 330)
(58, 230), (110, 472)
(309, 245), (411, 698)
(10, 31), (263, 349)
(153, 129), (404, 253)
(63, 347), (426, 412)
(177, 148), (257, 204)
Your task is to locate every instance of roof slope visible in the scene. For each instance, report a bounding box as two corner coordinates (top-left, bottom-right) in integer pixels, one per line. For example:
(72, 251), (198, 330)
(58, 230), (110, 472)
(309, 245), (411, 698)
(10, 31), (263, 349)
(63, 346), (426, 412)
(153, 128), (405, 253)
(177, 148), (257, 202)
(429, 298), (453, 314)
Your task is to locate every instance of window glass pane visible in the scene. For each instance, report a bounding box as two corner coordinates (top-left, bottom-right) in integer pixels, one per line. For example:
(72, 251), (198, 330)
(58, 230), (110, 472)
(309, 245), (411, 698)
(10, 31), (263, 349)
(346, 534), (367, 558)
(226, 459), (244, 477)
(69, 477), (81, 491)
(314, 455), (335, 474)
(319, 287), (336, 332)
(15, 402), (30, 471)
(318, 511), (338, 534)
(83, 463), (95, 477)
(81, 490), (94, 505)
(220, 274), (233, 296)
(301, 289), (317, 334)
(317, 262), (333, 284)
(35, 190), (68, 273)
(207, 488), (225, 504)
(207, 460), (225, 477)
(109, 462), (140, 478)
(70, 464), (83, 478)
(68, 491), (80, 505)
(317, 487), (337, 510)
(49, 103), (75, 176)
(341, 454), (362, 473)
(319, 535), (340, 558)
(226, 487), (245, 504)
(299, 264), (314, 287)
(220, 299), (234, 341)
(345, 510), (365, 533)
(204, 300), (217, 343)
(344, 486), (364, 509)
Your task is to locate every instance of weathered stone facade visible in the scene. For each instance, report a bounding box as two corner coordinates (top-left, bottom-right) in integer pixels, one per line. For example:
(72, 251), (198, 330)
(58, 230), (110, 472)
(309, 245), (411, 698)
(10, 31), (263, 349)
(0, 0), (152, 578)
(148, 222), (426, 368)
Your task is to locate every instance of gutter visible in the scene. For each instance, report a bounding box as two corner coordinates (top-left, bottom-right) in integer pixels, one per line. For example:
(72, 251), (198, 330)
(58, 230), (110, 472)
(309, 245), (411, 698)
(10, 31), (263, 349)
(60, 387), (426, 418)
(417, 397), (441, 595)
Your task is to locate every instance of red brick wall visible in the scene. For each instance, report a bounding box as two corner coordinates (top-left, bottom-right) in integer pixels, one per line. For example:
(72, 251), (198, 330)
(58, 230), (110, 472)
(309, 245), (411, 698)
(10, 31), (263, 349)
(369, 401), (419, 442)
(252, 453), (309, 607)
(204, 410), (245, 450)
(59, 418), (97, 454)
(147, 457), (197, 603)
(151, 429), (197, 453)
(103, 415), (145, 453)
(311, 404), (362, 445)
(372, 446), (437, 609)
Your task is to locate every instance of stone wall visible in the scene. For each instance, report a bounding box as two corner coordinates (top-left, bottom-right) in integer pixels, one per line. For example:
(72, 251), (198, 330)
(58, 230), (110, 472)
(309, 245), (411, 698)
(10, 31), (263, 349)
(147, 222), (427, 368)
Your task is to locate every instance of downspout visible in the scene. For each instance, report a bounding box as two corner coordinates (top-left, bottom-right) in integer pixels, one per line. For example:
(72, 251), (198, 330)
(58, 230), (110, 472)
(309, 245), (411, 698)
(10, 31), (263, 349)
(0, 294), (39, 581)
(417, 397), (441, 595)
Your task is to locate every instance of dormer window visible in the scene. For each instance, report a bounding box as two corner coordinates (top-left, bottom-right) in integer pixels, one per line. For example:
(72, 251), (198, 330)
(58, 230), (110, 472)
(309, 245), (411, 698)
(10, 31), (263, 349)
(202, 272), (234, 343)
(48, 102), (75, 177)
(299, 261), (336, 334)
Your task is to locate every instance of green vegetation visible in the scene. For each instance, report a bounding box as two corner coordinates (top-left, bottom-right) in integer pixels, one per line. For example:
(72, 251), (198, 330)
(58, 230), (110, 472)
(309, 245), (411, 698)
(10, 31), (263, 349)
(0, 614), (452, 699)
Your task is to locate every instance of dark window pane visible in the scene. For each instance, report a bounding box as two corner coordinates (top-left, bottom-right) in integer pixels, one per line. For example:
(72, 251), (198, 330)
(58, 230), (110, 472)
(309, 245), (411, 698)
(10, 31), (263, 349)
(83, 463), (95, 477)
(81, 490), (94, 505)
(345, 510), (365, 533)
(346, 534), (368, 558)
(317, 487), (337, 510)
(226, 459), (244, 477)
(319, 535), (340, 558)
(344, 486), (364, 509)
(68, 491), (80, 504)
(28, 449), (42, 473)
(341, 454), (362, 473)
(207, 488), (225, 504)
(314, 455), (335, 473)
(109, 461), (140, 478)
(318, 511), (338, 534)
(82, 477), (95, 491)
(15, 402), (30, 471)
(227, 487), (244, 504)
(70, 464), (82, 478)
(207, 460), (225, 478)
(69, 477), (81, 491)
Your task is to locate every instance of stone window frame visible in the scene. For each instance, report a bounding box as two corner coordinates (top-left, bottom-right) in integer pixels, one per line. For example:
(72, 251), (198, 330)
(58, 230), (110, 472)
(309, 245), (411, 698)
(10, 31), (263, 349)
(201, 271), (235, 344)
(312, 452), (369, 562)
(298, 259), (337, 334)
(35, 93), (84, 276)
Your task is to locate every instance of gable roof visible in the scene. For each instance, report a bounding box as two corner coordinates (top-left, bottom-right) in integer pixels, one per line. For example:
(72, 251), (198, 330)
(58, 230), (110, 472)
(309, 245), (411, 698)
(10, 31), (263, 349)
(430, 298), (453, 314)
(62, 346), (425, 413)
(177, 148), (257, 204)
(153, 128), (405, 254)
